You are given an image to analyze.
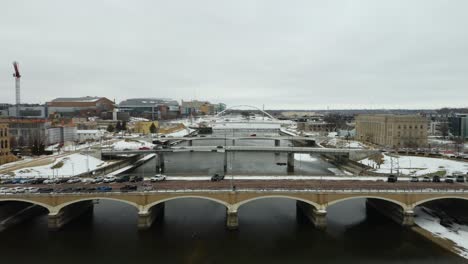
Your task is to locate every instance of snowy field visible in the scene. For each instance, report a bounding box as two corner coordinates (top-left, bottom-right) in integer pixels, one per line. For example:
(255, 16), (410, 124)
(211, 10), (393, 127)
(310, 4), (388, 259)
(164, 127), (195, 137)
(111, 139), (155, 150)
(294, 153), (318, 162)
(5, 153), (111, 178)
(359, 154), (468, 176)
(415, 207), (468, 259)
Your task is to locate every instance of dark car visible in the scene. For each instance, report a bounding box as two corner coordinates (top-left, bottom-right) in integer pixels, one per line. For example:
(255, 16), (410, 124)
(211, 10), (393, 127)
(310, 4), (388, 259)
(116, 175), (130, 183)
(38, 188), (54, 193)
(96, 186), (112, 192)
(31, 178), (45, 184)
(432, 176), (441, 183)
(57, 178), (69, 184)
(211, 174), (225, 182)
(129, 176), (143, 183)
(217, 146), (224, 149)
(444, 176), (455, 183)
(1, 179), (13, 185)
(422, 176), (431, 182)
(387, 175), (397, 183)
(120, 185), (137, 192)
(456, 175), (465, 183)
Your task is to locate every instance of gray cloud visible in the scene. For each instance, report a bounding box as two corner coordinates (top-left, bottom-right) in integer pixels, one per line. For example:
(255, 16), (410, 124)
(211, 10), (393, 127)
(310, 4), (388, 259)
(1, 0), (467, 109)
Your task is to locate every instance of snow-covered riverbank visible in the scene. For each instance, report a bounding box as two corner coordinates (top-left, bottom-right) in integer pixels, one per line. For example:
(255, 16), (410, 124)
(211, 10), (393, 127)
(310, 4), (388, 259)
(414, 207), (468, 259)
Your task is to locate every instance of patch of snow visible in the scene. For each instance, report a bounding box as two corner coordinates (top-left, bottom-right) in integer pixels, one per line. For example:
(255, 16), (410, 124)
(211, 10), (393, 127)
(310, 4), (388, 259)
(359, 154), (468, 176)
(10, 153), (111, 178)
(294, 153), (318, 162)
(414, 207), (468, 259)
(112, 139), (155, 150)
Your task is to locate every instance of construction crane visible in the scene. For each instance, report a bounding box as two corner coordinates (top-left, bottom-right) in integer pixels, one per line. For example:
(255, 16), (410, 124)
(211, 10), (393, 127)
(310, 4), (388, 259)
(12, 61), (21, 117)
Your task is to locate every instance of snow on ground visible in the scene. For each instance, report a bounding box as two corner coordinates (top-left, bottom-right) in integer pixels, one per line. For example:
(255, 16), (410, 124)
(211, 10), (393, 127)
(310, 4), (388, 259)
(164, 127), (195, 137)
(294, 153), (318, 162)
(111, 139), (155, 150)
(414, 207), (468, 259)
(324, 137), (366, 149)
(327, 132), (337, 138)
(359, 154), (468, 176)
(9, 153), (111, 178)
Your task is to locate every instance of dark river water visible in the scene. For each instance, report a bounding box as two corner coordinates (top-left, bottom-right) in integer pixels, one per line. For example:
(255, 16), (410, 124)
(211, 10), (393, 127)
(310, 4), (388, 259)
(0, 131), (465, 264)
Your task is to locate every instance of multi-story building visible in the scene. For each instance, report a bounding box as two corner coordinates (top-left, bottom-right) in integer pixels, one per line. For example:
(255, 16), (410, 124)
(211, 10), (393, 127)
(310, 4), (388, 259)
(181, 100), (216, 116)
(0, 123), (15, 165)
(47, 126), (77, 145)
(119, 98), (179, 120)
(355, 114), (428, 148)
(0, 118), (51, 147)
(47, 96), (114, 117)
(449, 114), (468, 139)
(8, 105), (48, 118)
(77, 130), (104, 143)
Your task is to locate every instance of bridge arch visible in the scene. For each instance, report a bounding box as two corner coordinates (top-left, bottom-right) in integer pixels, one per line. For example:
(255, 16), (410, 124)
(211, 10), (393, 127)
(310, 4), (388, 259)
(0, 198), (54, 213)
(326, 196), (408, 211)
(412, 196), (468, 208)
(55, 197), (141, 213)
(216, 105), (276, 120)
(143, 195), (230, 212)
(233, 195), (322, 212)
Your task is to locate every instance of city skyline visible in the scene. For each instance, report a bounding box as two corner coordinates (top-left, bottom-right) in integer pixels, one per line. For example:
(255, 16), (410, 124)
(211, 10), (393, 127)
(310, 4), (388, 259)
(1, 0), (468, 109)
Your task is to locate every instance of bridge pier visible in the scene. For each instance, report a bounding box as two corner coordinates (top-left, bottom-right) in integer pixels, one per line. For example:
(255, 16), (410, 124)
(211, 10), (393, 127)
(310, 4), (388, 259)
(232, 139), (235, 146)
(274, 139), (280, 147)
(296, 201), (327, 229)
(138, 203), (165, 230)
(188, 140), (193, 146)
(287, 153), (295, 173)
(366, 199), (414, 226)
(223, 151), (228, 175)
(48, 201), (94, 231)
(226, 208), (238, 230)
(156, 153), (165, 173)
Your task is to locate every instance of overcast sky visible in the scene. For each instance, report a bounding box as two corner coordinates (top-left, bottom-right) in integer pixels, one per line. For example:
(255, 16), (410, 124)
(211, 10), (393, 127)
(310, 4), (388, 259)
(1, 0), (467, 109)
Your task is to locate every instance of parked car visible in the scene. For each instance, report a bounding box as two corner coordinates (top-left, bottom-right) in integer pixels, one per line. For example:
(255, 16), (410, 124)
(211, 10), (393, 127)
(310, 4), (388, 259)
(57, 178), (69, 184)
(139, 147), (151, 150)
(129, 176), (143, 183)
(44, 178), (59, 184)
(66, 178), (81, 184)
(387, 175), (397, 183)
(216, 146), (224, 149)
(38, 188), (54, 193)
(19, 179), (34, 184)
(211, 174), (224, 182)
(103, 176), (116, 183)
(1, 179), (13, 185)
(116, 175), (130, 183)
(410, 177), (419, 182)
(150, 174), (166, 182)
(422, 176), (431, 182)
(456, 175), (466, 183)
(120, 185), (137, 192)
(91, 176), (104, 183)
(250, 134), (256, 137)
(432, 176), (441, 183)
(445, 176), (455, 183)
(96, 186), (112, 192)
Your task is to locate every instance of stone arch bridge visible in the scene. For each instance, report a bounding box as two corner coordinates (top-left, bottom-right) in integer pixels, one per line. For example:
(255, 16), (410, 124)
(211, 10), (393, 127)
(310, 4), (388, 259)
(1, 189), (468, 230)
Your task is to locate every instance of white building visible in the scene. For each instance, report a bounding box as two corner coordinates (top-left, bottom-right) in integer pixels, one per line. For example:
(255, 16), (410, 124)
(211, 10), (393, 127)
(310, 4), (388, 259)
(77, 130), (104, 143)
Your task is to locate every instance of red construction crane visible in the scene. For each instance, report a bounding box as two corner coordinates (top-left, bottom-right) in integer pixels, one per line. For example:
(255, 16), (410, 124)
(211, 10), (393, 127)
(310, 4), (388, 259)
(12, 61), (21, 116)
(13, 61), (21, 78)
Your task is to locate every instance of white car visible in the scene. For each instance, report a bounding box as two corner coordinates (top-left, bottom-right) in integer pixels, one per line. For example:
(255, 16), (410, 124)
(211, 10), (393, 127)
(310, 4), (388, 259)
(91, 176), (104, 183)
(150, 174), (166, 182)
(25, 187), (39, 193)
(44, 179), (59, 184)
(66, 178), (81, 184)
(11, 187), (25, 193)
(103, 176), (116, 183)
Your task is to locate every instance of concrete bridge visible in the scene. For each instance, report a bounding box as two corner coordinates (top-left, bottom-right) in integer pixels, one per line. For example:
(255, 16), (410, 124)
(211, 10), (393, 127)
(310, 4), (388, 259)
(101, 146), (378, 173)
(1, 188), (467, 231)
(153, 135), (317, 146)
